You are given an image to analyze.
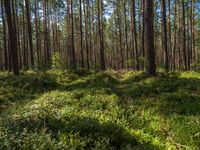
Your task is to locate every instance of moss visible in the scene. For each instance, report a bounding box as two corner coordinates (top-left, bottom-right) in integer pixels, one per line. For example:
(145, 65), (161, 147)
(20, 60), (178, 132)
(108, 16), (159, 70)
(0, 70), (200, 149)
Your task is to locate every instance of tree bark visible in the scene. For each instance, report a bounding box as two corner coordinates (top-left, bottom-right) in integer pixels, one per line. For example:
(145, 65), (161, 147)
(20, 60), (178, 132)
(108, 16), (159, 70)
(4, 0), (20, 75)
(25, 0), (34, 67)
(161, 0), (169, 72)
(144, 0), (156, 76)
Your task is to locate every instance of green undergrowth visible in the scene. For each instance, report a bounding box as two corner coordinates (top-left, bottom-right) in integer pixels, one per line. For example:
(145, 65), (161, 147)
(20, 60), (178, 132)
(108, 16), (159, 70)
(0, 69), (200, 149)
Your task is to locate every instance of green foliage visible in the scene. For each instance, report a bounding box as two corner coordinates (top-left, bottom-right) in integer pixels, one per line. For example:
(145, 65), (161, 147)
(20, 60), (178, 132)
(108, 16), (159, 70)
(72, 68), (92, 77)
(194, 59), (200, 68)
(138, 56), (146, 67)
(125, 59), (134, 68)
(51, 52), (70, 70)
(52, 52), (63, 69)
(0, 70), (200, 149)
(37, 55), (47, 70)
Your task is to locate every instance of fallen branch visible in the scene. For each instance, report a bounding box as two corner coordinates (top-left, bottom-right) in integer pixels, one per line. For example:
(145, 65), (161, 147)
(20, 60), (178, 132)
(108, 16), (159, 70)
(168, 136), (190, 149)
(161, 127), (190, 149)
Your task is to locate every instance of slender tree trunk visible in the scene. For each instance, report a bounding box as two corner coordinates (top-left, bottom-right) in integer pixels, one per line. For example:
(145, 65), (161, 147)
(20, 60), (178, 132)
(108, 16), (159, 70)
(168, 0), (172, 70)
(178, 0), (181, 69)
(70, 0), (76, 69)
(25, 0), (34, 67)
(1, 0), (8, 70)
(4, 0), (20, 75)
(182, 0), (187, 70)
(161, 0), (169, 72)
(84, 0), (90, 69)
(14, 0), (22, 70)
(79, 0), (84, 68)
(186, 0), (191, 70)
(173, 0), (177, 70)
(117, 1), (123, 69)
(98, 0), (105, 71)
(142, 0), (145, 70)
(144, 0), (156, 76)
(132, 0), (139, 70)
(191, 0), (196, 69)
(124, 0), (129, 69)
(35, 0), (40, 67)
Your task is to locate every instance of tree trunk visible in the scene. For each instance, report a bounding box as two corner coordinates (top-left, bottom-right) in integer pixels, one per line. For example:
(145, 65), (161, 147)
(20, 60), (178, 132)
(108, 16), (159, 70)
(25, 0), (34, 67)
(4, 0), (20, 75)
(35, 0), (40, 67)
(71, 0), (76, 69)
(132, 0), (139, 70)
(79, 0), (84, 68)
(144, 0), (156, 76)
(161, 0), (169, 72)
(182, 0), (187, 70)
(84, 0), (90, 69)
(173, 0), (177, 70)
(1, 0), (8, 70)
(98, 0), (105, 71)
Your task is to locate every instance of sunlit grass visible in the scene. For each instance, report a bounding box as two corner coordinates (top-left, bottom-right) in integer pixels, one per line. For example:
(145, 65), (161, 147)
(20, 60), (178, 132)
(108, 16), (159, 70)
(0, 69), (200, 149)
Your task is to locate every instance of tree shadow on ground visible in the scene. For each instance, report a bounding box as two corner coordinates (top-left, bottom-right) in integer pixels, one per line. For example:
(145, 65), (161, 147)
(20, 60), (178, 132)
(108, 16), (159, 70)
(1, 71), (200, 149)
(55, 71), (200, 116)
(8, 114), (159, 150)
(120, 72), (200, 116)
(58, 72), (120, 95)
(0, 73), (60, 112)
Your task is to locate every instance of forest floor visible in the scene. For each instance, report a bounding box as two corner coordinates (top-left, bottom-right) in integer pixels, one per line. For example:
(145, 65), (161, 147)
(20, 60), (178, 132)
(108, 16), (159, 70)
(0, 69), (200, 150)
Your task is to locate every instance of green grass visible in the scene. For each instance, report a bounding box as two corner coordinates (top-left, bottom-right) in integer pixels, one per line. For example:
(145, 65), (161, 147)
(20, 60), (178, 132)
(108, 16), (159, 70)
(0, 69), (200, 150)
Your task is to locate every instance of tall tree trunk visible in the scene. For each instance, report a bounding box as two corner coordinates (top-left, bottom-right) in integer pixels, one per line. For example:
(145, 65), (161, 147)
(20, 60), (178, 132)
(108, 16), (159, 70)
(25, 0), (34, 67)
(84, 0), (90, 69)
(161, 0), (169, 72)
(98, 0), (105, 71)
(173, 0), (177, 70)
(168, 0), (172, 70)
(142, 0), (145, 70)
(191, 0), (196, 69)
(4, 0), (20, 75)
(14, 0), (22, 70)
(144, 0), (156, 76)
(178, 0), (181, 69)
(117, 1), (123, 69)
(186, 0), (191, 70)
(22, 1), (27, 69)
(35, 0), (40, 67)
(70, 0), (76, 69)
(132, 0), (139, 70)
(182, 0), (187, 70)
(124, 0), (129, 69)
(1, 0), (8, 70)
(79, 0), (84, 68)
(43, 0), (51, 68)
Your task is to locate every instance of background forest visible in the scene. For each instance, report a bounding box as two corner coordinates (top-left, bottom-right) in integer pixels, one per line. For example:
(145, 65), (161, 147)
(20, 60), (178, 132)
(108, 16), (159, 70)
(0, 0), (200, 73)
(0, 0), (200, 150)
